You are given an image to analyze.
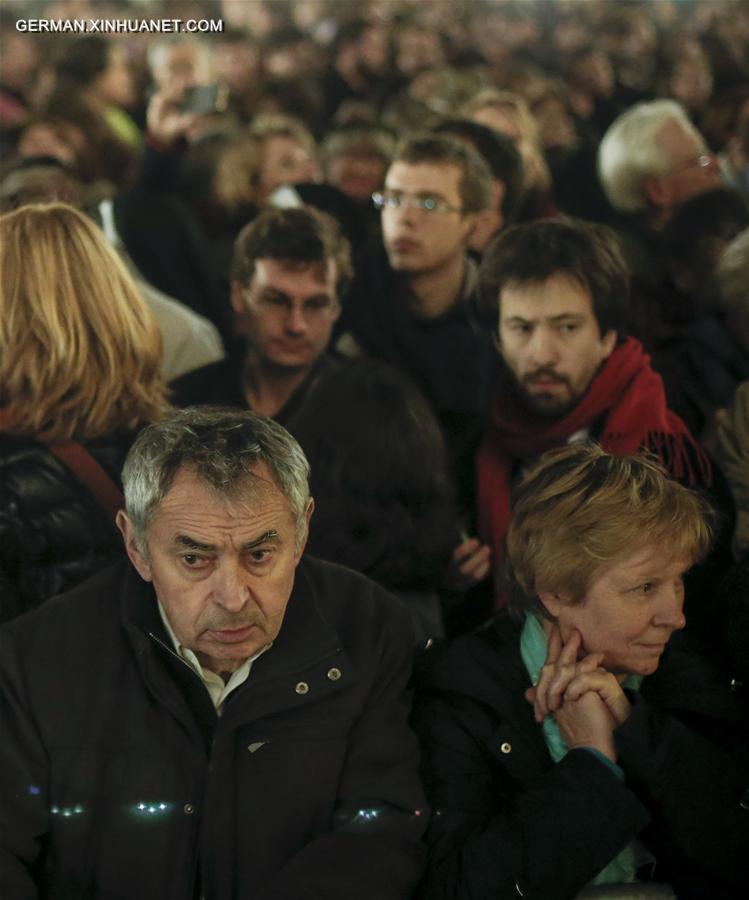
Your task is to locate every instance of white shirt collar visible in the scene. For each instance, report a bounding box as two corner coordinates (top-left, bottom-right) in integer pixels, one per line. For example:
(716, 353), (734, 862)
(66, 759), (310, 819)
(157, 601), (270, 714)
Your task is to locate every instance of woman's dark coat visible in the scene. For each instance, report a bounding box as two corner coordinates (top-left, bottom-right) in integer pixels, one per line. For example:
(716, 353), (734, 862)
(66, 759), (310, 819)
(411, 614), (749, 900)
(0, 432), (133, 622)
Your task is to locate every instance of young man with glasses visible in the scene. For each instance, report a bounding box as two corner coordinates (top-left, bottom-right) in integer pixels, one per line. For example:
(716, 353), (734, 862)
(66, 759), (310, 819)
(340, 134), (496, 526)
(172, 206), (351, 422)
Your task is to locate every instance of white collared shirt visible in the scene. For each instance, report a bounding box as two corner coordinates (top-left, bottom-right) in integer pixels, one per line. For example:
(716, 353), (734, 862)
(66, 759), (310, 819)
(157, 602), (270, 714)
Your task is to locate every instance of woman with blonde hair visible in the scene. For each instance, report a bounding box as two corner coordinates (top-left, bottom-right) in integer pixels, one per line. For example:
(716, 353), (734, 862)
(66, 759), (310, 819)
(214, 113), (319, 211)
(414, 443), (748, 900)
(0, 202), (168, 621)
(463, 88), (556, 220)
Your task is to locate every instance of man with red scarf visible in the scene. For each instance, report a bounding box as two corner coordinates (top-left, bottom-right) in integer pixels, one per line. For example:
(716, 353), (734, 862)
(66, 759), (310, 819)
(476, 218), (714, 597)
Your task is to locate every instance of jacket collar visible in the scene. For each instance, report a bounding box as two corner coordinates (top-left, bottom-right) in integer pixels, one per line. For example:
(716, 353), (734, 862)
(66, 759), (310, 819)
(118, 557), (348, 724)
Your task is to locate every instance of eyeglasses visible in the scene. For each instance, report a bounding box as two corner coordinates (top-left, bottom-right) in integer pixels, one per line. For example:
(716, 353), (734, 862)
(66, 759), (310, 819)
(246, 289), (338, 322)
(665, 153), (716, 178)
(372, 190), (466, 214)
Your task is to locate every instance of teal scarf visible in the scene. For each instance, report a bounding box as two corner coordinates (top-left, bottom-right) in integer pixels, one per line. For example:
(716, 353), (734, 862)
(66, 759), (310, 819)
(520, 614), (644, 886)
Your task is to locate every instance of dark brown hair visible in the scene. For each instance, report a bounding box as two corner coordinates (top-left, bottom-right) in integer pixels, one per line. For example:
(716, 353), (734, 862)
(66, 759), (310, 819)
(231, 205), (353, 298)
(478, 217), (630, 336)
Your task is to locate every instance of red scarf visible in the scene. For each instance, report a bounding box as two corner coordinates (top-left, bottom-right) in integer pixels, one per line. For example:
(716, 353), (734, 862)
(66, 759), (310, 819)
(477, 338), (711, 598)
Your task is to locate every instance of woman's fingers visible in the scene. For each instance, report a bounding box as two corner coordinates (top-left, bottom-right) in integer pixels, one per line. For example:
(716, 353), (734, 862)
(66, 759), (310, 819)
(558, 629), (582, 665)
(535, 628), (583, 719)
(565, 672), (610, 703)
(546, 625), (562, 665)
(578, 652), (605, 672)
(545, 629), (582, 711)
(563, 671), (632, 725)
(529, 624), (630, 728)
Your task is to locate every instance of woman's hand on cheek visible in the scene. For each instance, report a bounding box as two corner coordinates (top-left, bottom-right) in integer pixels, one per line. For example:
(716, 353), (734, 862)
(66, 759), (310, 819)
(525, 626), (604, 723)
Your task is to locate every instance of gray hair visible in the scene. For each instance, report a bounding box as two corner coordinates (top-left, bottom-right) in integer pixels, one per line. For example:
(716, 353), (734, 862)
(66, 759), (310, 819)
(717, 227), (749, 320)
(598, 99), (699, 213)
(122, 407), (311, 550)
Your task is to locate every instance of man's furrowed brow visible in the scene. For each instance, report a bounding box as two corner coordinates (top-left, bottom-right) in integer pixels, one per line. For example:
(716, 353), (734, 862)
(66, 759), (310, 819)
(175, 534), (216, 552)
(174, 531), (281, 552)
(244, 530), (280, 550)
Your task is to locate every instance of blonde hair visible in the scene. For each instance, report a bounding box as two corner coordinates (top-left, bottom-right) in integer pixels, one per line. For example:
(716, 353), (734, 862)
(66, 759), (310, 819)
(213, 115), (317, 210)
(248, 113), (316, 159)
(213, 130), (264, 209)
(463, 88), (551, 190)
(505, 443), (713, 619)
(0, 203), (167, 441)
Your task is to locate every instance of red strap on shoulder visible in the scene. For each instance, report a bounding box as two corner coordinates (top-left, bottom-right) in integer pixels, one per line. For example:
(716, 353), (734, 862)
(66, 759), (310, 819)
(1, 408), (125, 526)
(45, 442), (125, 525)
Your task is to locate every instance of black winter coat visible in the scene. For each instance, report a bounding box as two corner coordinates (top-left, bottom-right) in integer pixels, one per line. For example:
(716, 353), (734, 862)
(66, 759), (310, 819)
(411, 614), (749, 900)
(0, 432), (134, 623)
(339, 245), (497, 515)
(0, 556), (427, 899)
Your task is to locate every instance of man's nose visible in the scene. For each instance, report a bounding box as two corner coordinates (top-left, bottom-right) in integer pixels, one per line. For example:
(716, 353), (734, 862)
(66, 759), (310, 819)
(527, 327), (559, 367)
(284, 304), (308, 335)
(389, 200), (417, 227)
(213, 563), (248, 612)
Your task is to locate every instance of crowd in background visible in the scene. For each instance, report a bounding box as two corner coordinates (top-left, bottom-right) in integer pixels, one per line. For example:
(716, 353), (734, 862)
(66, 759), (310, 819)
(1, 1), (749, 897)
(1, 0), (747, 247)
(1, 0), (748, 636)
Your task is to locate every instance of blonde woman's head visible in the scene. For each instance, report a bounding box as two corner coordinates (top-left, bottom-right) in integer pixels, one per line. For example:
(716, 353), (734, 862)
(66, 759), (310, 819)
(464, 88), (551, 191)
(0, 203), (167, 440)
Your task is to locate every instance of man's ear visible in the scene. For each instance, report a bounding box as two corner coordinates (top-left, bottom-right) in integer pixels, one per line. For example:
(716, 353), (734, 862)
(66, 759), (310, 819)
(462, 210), (479, 241)
(115, 510), (152, 583)
(294, 497), (315, 563)
(230, 280), (247, 316)
(642, 176), (672, 211)
(468, 209), (502, 254)
(601, 328), (617, 358)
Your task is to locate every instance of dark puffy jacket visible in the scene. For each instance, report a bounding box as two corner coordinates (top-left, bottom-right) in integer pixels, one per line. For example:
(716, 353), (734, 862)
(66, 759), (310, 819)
(0, 556), (427, 899)
(411, 614), (749, 900)
(0, 432), (135, 622)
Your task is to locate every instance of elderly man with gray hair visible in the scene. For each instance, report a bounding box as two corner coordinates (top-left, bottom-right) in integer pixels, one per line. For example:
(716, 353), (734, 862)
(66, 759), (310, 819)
(597, 100), (724, 348)
(0, 407), (426, 899)
(598, 99), (721, 230)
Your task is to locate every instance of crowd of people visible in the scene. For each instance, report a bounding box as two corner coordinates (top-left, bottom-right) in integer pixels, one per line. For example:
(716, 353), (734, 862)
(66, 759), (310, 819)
(1, 0), (748, 897)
